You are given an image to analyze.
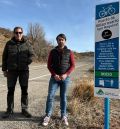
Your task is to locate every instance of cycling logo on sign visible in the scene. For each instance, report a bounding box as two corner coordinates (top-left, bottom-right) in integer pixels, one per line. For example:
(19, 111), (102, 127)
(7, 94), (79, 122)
(99, 5), (115, 18)
(102, 29), (112, 39)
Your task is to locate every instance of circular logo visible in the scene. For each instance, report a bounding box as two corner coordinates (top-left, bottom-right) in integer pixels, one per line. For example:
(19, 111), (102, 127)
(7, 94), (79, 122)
(102, 29), (112, 39)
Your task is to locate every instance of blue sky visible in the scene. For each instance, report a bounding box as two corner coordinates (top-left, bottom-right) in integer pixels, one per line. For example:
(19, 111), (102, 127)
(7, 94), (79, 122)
(0, 0), (117, 52)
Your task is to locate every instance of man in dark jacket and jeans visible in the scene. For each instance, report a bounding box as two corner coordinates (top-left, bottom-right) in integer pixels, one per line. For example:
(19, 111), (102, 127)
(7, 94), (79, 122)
(2, 26), (34, 118)
(42, 33), (75, 126)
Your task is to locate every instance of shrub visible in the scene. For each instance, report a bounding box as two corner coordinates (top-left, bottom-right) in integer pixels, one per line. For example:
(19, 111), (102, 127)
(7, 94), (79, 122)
(72, 76), (94, 102)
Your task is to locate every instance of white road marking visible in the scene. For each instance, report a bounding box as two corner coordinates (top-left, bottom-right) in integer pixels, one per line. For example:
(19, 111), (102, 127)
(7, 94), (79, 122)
(29, 73), (50, 81)
(0, 63), (92, 85)
(0, 84), (6, 88)
(29, 64), (91, 81)
(75, 64), (91, 68)
(0, 64), (47, 74)
(30, 67), (47, 70)
(30, 65), (47, 69)
(31, 64), (46, 68)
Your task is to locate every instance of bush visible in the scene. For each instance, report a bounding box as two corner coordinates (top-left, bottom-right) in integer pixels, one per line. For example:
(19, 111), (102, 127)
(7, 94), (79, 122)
(88, 66), (94, 73)
(72, 76), (94, 102)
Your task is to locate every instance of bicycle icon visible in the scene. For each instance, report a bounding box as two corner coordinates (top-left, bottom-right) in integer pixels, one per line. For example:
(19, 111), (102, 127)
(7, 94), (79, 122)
(99, 5), (115, 18)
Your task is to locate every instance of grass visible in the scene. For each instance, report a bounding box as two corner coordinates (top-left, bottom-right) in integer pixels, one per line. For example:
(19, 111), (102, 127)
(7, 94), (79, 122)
(71, 76), (94, 102)
(88, 66), (94, 73)
(66, 74), (120, 129)
(0, 41), (6, 63)
(67, 76), (104, 129)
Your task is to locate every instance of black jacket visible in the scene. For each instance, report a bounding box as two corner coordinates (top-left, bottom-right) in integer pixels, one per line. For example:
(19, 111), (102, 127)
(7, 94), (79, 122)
(2, 37), (34, 71)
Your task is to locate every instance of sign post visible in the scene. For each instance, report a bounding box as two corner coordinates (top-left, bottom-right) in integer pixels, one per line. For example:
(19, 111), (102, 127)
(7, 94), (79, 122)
(104, 98), (110, 129)
(95, 1), (120, 129)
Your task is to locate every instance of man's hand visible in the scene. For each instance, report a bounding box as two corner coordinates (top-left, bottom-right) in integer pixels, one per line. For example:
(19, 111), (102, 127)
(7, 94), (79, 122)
(54, 74), (61, 81)
(3, 71), (7, 77)
(60, 74), (67, 80)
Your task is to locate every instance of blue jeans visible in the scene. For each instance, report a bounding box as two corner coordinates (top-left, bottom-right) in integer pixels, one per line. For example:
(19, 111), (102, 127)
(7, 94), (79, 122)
(45, 76), (70, 117)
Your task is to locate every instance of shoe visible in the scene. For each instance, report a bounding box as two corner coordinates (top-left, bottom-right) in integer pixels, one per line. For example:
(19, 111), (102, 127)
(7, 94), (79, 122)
(22, 109), (32, 118)
(2, 110), (13, 119)
(42, 116), (50, 126)
(61, 116), (69, 126)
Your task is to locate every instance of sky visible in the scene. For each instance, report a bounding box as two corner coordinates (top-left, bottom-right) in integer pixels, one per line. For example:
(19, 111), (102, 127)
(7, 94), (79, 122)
(0, 0), (118, 52)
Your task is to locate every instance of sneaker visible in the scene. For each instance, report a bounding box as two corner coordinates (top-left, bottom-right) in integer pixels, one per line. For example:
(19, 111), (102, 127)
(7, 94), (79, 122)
(42, 116), (50, 126)
(22, 109), (32, 118)
(61, 116), (69, 126)
(2, 110), (13, 119)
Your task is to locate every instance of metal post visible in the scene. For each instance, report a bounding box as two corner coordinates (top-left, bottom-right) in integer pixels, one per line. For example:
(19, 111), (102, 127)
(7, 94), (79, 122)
(104, 98), (110, 129)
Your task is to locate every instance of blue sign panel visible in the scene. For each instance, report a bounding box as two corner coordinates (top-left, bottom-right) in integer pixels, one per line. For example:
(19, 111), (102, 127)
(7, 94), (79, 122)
(95, 38), (119, 71)
(96, 2), (119, 20)
(95, 78), (119, 89)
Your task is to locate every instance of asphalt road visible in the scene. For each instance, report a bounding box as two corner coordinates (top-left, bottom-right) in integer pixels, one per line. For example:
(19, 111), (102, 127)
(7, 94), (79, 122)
(0, 56), (93, 129)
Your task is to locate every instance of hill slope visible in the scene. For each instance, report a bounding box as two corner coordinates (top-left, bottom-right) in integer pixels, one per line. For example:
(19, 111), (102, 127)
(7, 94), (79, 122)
(0, 27), (12, 62)
(0, 27), (94, 63)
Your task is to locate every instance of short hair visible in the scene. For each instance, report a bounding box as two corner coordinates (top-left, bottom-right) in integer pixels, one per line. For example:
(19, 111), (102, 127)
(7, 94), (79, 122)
(56, 33), (66, 41)
(13, 26), (23, 33)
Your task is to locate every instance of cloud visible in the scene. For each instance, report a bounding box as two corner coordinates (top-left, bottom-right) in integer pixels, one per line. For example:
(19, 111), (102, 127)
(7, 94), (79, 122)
(0, 0), (14, 6)
(35, 0), (47, 8)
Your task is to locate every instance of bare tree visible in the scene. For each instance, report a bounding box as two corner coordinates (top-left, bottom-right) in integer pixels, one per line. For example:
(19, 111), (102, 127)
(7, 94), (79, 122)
(27, 23), (52, 62)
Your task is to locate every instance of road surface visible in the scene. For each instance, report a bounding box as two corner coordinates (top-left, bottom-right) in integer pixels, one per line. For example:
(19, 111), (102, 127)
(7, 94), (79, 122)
(0, 57), (93, 129)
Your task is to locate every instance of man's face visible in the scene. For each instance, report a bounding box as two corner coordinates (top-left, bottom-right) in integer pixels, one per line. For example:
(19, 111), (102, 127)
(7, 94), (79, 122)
(57, 37), (66, 48)
(14, 28), (23, 41)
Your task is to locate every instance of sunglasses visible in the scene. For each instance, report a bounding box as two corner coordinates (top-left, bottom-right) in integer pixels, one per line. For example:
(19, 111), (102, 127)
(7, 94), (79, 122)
(15, 32), (23, 34)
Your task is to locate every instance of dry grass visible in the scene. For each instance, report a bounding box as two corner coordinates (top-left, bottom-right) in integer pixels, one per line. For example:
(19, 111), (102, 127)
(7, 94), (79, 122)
(71, 76), (94, 102)
(0, 44), (5, 63)
(88, 66), (94, 73)
(0, 35), (9, 63)
(67, 76), (104, 129)
(66, 76), (120, 129)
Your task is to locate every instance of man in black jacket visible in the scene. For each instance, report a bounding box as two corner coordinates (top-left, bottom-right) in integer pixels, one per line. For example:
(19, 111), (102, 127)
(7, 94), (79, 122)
(2, 26), (34, 118)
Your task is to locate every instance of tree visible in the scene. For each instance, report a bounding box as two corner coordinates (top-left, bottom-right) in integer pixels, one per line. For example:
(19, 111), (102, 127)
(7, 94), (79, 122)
(27, 23), (52, 62)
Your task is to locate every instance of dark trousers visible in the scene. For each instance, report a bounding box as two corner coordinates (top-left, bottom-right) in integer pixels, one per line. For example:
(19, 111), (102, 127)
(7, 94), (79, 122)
(6, 70), (29, 111)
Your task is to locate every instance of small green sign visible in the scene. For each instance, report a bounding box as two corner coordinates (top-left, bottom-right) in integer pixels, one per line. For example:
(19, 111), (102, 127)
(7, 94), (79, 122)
(96, 89), (104, 95)
(95, 71), (118, 78)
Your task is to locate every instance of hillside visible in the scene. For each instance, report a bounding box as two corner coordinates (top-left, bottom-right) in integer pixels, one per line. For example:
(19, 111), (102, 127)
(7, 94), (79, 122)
(0, 27), (12, 44)
(0, 27), (12, 62)
(0, 27), (94, 63)
(0, 27), (12, 38)
(74, 51), (94, 61)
